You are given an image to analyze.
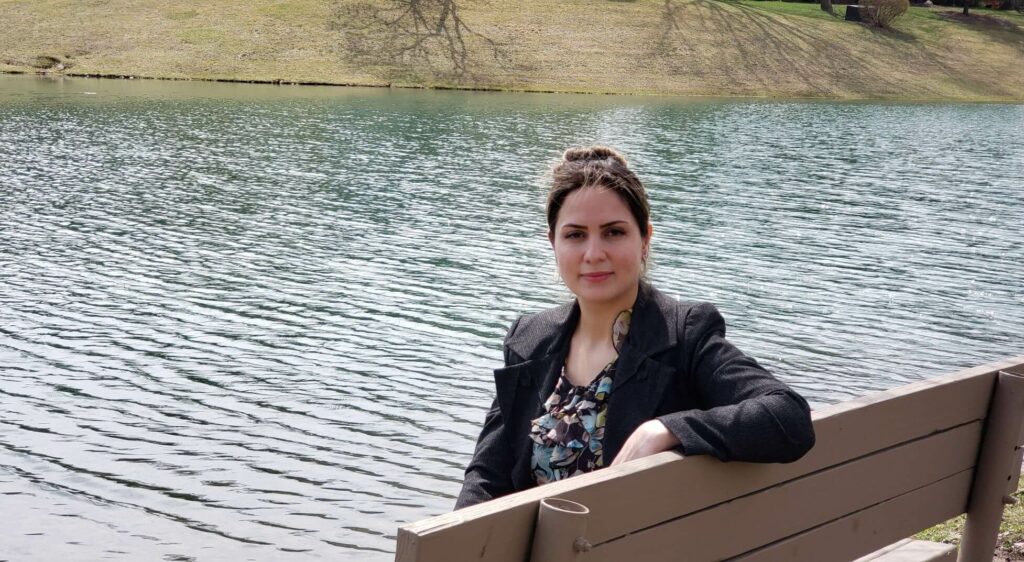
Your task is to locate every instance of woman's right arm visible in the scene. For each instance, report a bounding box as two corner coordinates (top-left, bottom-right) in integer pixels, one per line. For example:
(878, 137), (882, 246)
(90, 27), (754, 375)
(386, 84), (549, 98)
(454, 317), (523, 510)
(454, 398), (516, 509)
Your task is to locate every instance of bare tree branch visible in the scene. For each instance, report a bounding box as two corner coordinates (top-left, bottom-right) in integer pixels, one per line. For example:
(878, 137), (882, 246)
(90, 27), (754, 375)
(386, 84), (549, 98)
(334, 0), (509, 79)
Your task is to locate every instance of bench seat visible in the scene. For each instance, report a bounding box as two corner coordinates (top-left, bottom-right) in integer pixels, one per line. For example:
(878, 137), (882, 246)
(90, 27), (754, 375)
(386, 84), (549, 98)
(856, 539), (956, 562)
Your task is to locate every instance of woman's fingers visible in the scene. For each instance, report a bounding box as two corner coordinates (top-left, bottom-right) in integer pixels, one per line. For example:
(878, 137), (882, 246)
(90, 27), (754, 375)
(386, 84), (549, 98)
(610, 420), (678, 466)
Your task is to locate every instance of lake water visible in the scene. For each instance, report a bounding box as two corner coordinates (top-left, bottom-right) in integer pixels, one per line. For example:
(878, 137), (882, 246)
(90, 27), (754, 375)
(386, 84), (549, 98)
(0, 74), (1021, 560)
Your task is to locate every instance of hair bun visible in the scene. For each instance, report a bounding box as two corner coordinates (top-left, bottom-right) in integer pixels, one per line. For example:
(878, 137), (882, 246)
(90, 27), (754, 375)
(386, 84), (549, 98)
(562, 146), (629, 168)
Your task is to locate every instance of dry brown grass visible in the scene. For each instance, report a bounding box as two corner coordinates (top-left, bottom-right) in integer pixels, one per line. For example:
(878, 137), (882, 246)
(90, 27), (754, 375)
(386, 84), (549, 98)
(1, 0), (1022, 100)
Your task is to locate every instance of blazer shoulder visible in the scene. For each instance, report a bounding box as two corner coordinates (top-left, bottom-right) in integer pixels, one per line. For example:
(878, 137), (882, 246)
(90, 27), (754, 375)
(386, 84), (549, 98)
(504, 300), (576, 361)
(637, 283), (716, 338)
(675, 301), (727, 335)
(634, 282), (722, 347)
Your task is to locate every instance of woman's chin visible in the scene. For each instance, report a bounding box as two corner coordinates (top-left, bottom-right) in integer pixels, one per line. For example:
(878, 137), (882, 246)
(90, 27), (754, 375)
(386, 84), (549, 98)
(570, 281), (636, 308)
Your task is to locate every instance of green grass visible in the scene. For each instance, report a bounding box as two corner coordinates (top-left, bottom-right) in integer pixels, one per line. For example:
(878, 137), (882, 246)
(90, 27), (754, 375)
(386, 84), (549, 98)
(164, 9), (197, 21)
(257, 2), (318, 20)
(177, 28), (226, 45)
(0, 0), (1021, 100)
(916, 475), (1024, 560)
(737, 0), (840, 20)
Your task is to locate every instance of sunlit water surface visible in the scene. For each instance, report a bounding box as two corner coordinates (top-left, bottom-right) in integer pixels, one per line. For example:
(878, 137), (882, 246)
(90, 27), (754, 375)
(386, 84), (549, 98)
(1, 75), (1021, 560)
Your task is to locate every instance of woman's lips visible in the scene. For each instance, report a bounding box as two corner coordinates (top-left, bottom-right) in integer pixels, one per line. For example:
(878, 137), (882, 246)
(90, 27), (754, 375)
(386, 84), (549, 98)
(581, 272), (612, 282)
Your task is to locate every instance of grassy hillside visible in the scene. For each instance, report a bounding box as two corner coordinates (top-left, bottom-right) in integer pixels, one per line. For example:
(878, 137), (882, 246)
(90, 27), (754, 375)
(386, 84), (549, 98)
(1, 0), (1022, 100)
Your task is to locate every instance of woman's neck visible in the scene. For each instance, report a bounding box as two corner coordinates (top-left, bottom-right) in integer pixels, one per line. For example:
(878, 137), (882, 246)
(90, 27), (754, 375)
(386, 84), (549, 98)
(574, 283), (640, 346)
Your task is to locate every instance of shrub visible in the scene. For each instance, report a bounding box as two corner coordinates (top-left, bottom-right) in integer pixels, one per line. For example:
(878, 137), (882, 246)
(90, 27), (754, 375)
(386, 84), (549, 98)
(861, 0), (909, 27)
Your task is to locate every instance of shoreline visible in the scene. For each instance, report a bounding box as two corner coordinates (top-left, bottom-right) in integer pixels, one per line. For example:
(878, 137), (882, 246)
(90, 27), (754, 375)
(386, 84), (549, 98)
(4, 69), (1023, 105)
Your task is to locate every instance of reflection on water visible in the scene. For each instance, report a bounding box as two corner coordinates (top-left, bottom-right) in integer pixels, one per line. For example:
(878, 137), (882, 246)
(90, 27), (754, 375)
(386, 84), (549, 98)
(0, 75), (1021, 560)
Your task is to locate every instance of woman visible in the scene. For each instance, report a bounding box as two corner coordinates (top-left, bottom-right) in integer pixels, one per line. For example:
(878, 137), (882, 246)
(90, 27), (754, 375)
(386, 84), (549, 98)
(455, 146), (815, 509)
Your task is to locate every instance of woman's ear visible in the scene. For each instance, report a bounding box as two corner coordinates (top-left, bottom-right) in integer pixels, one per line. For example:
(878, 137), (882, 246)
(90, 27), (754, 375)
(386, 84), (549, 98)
(642, 223), (653, 263)
(548, 230), (555, 248)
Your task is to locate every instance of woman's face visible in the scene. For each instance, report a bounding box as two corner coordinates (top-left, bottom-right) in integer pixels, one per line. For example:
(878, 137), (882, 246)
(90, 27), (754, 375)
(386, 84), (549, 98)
(550, 186), (650, 309)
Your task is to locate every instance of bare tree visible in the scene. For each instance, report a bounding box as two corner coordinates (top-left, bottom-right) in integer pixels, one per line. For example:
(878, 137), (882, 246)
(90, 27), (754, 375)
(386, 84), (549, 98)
(334, 0), (507, 79)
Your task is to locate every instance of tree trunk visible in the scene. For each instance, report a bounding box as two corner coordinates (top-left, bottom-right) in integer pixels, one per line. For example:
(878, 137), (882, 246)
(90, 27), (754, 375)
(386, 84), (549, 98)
(963, 0), (970, 15)
(821, 0), (834, 13)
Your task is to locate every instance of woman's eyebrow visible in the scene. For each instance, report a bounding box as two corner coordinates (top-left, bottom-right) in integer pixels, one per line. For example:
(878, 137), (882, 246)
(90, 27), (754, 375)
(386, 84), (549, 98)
(561, 220), (628, 229)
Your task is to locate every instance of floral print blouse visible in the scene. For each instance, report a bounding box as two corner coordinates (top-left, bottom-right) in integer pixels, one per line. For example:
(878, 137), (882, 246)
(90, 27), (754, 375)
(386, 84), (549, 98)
(529, 362), (617, 484)
(529, 310), (631, 485)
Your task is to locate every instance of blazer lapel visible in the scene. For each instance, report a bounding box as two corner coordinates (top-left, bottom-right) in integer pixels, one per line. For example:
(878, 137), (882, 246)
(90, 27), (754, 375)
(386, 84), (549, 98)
(602, 282), (681, 462)
(493, 360), (532, 422)
(610, 281), (678, 388)
(493, 351), (565, 419)
(604, 357), (677, 462)
(493, 351), (567, 491)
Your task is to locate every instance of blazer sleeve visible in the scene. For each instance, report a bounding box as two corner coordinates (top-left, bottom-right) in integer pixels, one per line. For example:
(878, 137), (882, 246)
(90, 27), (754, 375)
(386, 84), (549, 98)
(655, 303), (815, 463)
(454, 317), (522, 510)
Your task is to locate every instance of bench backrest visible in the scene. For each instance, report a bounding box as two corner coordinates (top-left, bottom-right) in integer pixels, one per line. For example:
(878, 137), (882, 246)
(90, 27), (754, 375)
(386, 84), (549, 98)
(397, 356), (1024, 562)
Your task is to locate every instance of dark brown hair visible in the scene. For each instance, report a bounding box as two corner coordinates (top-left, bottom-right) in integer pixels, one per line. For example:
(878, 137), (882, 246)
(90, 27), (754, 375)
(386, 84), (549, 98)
(547, 146), (650, 238)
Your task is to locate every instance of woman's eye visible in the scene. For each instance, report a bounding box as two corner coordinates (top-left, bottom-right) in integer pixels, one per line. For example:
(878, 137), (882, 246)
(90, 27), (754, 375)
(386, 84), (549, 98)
(565, 231), (584, 240)
(606, 228), (625, 237)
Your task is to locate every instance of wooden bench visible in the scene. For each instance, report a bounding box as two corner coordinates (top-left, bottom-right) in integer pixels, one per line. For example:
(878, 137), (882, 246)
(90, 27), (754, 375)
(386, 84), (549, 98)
(397, 356), (1024, 562)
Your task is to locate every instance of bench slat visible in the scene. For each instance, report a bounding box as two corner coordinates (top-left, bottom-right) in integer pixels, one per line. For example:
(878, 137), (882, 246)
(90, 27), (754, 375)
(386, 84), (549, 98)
(854, 539), (956, 562)
(731, 470), (973, 562)
(586, 421), (981, 562)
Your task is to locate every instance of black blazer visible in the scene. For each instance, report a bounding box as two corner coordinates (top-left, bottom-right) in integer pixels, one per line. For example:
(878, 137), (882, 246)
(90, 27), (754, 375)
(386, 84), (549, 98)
(455, 282), (815, 510)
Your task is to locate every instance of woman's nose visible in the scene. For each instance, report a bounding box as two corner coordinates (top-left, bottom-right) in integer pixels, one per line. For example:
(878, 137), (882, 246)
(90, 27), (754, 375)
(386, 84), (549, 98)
(583, 239), (606, 262)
